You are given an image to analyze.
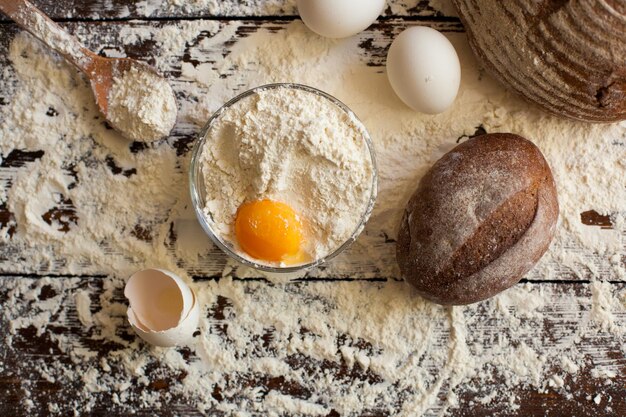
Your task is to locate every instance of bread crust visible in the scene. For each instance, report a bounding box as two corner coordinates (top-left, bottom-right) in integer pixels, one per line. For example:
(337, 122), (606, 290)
(396, 133), (559, 305)
(452, 0), (626, 122)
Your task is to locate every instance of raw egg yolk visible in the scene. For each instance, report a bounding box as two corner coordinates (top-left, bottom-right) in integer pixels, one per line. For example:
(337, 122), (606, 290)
(235, 199), (303, 262)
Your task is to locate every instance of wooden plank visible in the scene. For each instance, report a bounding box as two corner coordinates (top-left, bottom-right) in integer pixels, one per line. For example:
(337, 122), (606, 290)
(0, 0), (460, 20)
(0, 19), (623, 281)
(0, 5), (623, 417)
(0, 276), (624, 416)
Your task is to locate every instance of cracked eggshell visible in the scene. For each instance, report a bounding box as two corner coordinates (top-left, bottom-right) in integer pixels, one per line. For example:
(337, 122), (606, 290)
(127, 292), (200, 347)
(124, 268), (194, 331)
(124, 268), (200, 347)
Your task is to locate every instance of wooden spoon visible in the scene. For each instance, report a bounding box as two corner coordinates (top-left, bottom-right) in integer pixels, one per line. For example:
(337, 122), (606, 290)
(0, 0), (178, 141)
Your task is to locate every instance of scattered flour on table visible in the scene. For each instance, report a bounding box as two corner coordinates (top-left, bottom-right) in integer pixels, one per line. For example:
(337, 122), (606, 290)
(107, 65), (178, 142)
(0, 17), (624, 417)
(16, 3), (84, 60)
(0, 31), (183, 277)
(74, 289), (93, 328)
(199, 86), (374, 264)
(132, 0), (456, 18)
(2, 277), (624, 416)
(17, 0), (457, 19)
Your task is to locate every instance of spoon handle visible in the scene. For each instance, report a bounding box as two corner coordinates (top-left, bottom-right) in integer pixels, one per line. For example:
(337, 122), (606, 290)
(0, 0), (96, 73)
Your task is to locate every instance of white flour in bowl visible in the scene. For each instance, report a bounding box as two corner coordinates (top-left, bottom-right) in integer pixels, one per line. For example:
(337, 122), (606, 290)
(198, 85), (375, 265)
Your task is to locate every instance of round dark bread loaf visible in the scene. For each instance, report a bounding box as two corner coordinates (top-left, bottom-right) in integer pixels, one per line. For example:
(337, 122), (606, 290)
(452, 0), (626, 122)
(396, 133), (559, 305)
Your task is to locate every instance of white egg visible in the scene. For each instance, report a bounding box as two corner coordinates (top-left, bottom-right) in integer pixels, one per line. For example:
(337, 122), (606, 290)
(125, 268), (200, 347)
(297, 0), (386, 39)
(387, 26), (461, 114)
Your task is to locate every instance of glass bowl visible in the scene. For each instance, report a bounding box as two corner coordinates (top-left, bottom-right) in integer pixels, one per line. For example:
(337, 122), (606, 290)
(189, 83), (378, 274)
